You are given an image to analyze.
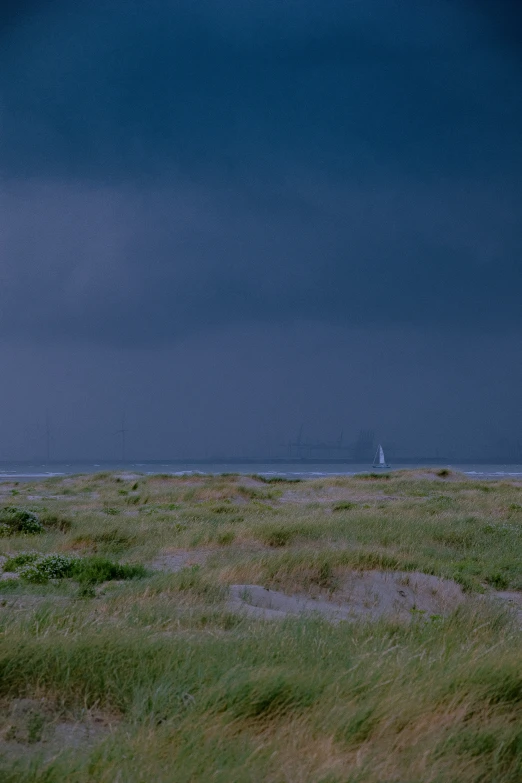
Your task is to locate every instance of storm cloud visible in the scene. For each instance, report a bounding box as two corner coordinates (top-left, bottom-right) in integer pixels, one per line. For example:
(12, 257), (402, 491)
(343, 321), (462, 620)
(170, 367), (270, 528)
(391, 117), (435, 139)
(0, 1), (521, 458)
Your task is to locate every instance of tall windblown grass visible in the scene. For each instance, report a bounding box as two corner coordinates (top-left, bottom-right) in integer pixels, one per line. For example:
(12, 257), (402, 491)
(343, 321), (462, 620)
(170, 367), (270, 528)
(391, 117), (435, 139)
(0, 471), (520, 781)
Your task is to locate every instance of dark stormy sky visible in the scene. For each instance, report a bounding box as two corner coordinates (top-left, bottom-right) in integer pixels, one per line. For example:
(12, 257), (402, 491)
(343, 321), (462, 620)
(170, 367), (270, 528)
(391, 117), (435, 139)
(1, 0), (521, 460)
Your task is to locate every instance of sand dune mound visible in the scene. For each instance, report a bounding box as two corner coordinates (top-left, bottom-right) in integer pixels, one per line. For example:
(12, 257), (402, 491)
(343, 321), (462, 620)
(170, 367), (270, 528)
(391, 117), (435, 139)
(229, 570), (465, 622)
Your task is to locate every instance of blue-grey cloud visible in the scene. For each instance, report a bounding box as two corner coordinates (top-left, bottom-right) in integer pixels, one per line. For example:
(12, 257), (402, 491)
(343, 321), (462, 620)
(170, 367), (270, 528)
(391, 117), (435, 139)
(2, 1), (521, 179)
(1, 0), (521, 345)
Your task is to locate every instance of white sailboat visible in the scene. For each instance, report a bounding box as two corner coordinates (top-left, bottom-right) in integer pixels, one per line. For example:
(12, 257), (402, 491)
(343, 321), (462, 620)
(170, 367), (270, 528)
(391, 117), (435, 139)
(372, 444), (390, 469)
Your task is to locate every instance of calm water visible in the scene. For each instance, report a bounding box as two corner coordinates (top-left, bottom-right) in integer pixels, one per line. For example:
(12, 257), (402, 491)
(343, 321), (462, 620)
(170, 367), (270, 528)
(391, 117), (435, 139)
(1, 461), (522, 481)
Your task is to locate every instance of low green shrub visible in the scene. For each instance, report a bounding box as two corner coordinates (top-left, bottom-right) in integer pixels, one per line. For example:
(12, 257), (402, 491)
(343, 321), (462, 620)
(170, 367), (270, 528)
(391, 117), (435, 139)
(71, 556), (146, 585)
(0, 507), (44, 535)
(3, 552), (40, 570)
(485, 572), (510, 590)
(4, 552), (146, 587)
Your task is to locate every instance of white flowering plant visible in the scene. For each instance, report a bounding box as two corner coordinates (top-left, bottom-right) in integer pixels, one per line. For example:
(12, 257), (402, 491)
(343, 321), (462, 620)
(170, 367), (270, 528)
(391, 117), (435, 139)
(6, 552), (76, 583)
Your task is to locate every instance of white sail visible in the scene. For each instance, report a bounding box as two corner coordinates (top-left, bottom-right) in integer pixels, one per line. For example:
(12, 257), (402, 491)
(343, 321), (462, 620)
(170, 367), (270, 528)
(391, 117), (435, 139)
(372, 444), (389, 468)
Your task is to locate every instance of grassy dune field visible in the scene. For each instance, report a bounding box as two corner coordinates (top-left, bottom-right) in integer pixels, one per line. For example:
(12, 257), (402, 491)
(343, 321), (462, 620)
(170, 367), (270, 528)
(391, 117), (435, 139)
(0, 470), (521, 782)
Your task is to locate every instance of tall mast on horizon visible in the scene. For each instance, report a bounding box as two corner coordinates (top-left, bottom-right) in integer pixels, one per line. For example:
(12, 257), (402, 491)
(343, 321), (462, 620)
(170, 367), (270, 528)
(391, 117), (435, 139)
(45, 412), (52, 462)
(114, 414), (127, 462)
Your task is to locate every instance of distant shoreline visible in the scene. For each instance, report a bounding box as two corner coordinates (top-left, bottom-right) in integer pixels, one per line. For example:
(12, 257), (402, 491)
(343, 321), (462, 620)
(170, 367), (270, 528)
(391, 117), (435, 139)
(1, 457), (520, 466)
(1, 461), (522, 482)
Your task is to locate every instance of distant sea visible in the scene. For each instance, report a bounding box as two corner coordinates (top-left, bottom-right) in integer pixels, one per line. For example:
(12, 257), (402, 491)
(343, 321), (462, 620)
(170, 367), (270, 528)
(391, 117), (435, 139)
(1, 461), (522, 481)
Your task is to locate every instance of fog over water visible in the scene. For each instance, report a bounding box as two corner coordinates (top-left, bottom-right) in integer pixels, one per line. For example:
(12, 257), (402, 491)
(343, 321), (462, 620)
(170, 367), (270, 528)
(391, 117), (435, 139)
(1, 1), (521, 461)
